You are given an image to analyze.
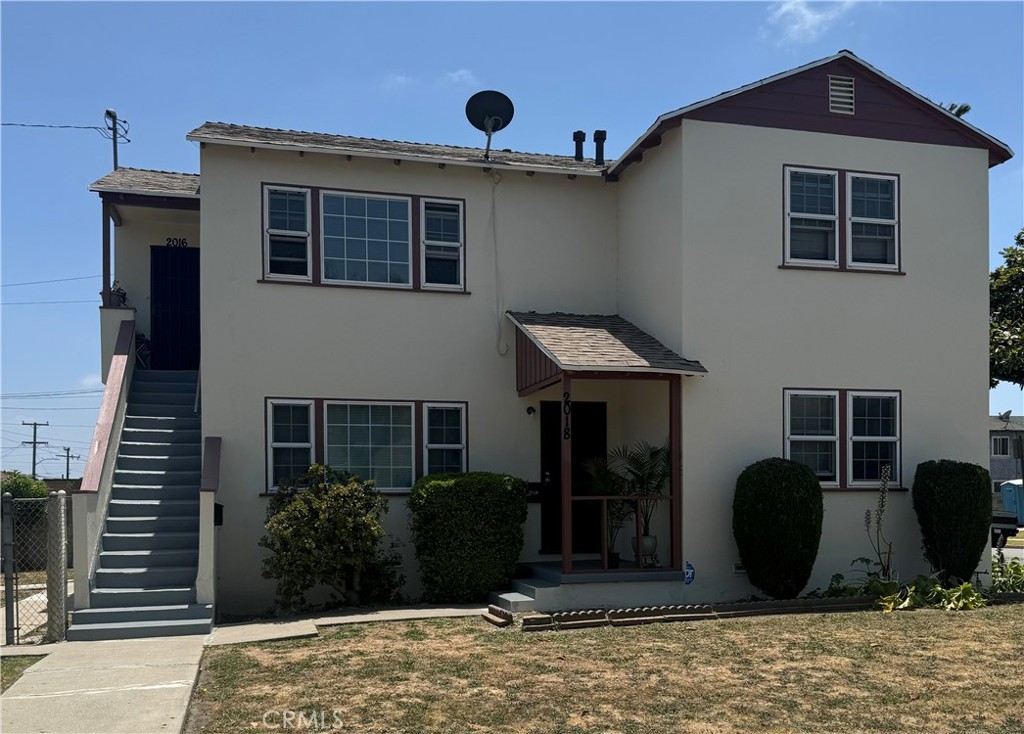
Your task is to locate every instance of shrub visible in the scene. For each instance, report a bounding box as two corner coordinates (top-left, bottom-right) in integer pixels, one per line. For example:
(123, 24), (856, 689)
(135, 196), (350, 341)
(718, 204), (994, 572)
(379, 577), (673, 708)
(911, 460), (991, 585)
(733, 457), (824, 599)
(408, 472), (528, 603)
(1, 470), (49, 499)
(992, 556), (1024, 594)
(260, 465), (401, 611)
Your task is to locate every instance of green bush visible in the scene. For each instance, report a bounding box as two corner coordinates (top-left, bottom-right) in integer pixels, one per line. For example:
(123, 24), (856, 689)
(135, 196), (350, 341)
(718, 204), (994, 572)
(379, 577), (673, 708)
(1, 470), (49, 499)
(408, 472), (528, 603)
(911, 460), (991, 585)
(733, 457), (824, 599)
(260, 465), (401, 611)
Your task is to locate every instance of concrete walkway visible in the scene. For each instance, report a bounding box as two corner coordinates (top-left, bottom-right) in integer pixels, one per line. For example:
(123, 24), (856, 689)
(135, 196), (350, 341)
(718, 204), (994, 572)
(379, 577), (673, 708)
(1, 635), (204, 734)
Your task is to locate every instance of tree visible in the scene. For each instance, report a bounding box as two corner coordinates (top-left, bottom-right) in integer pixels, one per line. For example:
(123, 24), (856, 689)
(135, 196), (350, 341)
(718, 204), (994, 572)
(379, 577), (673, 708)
(1, 470), (49, 499)
(991, 228), (1024, 389)
(939, 101), (972, 118)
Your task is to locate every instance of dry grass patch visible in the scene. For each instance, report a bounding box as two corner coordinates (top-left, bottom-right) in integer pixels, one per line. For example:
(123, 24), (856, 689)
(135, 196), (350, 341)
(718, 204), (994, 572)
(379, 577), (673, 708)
(187, 606), (1024, 734)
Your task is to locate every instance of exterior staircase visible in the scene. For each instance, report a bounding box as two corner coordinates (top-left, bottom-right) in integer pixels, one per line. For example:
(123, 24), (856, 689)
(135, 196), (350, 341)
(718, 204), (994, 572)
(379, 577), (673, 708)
(67, 370), (213, 641)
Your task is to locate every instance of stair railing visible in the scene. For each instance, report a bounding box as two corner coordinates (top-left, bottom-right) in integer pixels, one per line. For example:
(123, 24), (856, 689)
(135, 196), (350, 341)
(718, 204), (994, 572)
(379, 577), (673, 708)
(197, 436), (221, 605)
(73, 318), (136, 611)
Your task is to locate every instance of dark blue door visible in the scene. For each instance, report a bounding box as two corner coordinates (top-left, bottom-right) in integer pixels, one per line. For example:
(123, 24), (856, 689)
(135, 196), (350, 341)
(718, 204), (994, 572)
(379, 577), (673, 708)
(150, 247), (200, 370)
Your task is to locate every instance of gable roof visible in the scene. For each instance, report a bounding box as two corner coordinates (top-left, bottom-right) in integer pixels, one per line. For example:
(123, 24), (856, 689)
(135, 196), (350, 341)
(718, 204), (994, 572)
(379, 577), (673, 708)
(90, 167), (200, 198)
(610, 50), (1013, 177)
(506, 311), (706, 375)
(186, 122), (606, 176)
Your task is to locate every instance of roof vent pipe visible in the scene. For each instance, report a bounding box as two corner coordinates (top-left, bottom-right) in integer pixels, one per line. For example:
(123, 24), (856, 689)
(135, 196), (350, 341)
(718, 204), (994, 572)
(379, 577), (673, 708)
(573, 130), (586, 162)
(593, 129), (607, 166)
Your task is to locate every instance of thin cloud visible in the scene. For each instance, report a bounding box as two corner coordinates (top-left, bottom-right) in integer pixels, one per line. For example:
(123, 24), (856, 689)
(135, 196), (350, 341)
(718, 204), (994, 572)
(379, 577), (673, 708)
(442, 69), (479, 87)
(381, 73), (414, 91)
(765, 1), (855, 45)
(78, 373), (103, 389)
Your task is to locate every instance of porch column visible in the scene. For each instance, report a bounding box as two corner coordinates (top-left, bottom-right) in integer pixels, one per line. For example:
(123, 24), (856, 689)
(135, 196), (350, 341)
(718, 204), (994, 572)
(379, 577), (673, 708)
(101, 198), (112, 307)
(669, 374), (682, 571)
(560, 372), (573, 574)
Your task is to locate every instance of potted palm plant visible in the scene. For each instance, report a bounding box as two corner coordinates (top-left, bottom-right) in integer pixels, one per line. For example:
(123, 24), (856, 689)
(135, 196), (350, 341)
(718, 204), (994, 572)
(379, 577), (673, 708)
(584, 457), (634, 568)
(609, 440), (670, 567)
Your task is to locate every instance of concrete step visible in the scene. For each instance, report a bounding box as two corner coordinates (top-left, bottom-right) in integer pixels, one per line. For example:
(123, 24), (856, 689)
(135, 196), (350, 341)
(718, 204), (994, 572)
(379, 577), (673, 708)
(112, 484), (200, 501)
(102, 531), (199, 551)
(66, 617), (212, 642)
(72, 603), (213, 626)
(127, 403), (199, 418)
(113, 469), (201, 486)
(512, 578), (561, 602)
(128, 389), (197, 405)
(99, 548), (199, 568)
(119, 439), (201, 455)
(105, 515), (199, 533)
(108, 499), (200, 518)
(489, 591), (538, 613)
(131, 380), (197, 394)
(94, 565), (197, 589)
(116, 454), (201, 472)
(124, 416), (201, 431)
(133, 370), (198, 383)
(89, 586), (197, 608)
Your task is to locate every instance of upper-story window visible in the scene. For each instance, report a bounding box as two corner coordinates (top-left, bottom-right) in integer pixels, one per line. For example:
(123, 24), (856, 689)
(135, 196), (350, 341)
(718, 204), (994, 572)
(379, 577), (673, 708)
(265, 188), (311, 280)
(784, 167), (901, 273)
(992, 436), (1010, 457)
(262, 184), (465, 291)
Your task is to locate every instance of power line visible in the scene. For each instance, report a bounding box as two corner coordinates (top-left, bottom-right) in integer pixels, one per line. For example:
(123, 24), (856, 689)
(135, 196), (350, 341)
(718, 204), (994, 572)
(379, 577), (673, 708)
(1, 275), (101, 288)
(1, 300), (97, 305)
(2, 120), (130, 142)
(1, 405), (100, 411)
(1, 389), (104, 399)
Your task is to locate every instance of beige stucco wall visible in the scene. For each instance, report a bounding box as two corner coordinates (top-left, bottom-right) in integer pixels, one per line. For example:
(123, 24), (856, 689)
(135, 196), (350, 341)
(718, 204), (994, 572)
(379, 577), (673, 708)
(667, 120), (991, 601)
(198, 146), (618, 613)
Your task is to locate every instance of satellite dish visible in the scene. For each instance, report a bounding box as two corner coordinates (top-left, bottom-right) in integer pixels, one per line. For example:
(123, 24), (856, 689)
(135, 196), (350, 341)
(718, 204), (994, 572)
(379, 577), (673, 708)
(998, 409), (1013, 422)
(465, 90), (514, 161)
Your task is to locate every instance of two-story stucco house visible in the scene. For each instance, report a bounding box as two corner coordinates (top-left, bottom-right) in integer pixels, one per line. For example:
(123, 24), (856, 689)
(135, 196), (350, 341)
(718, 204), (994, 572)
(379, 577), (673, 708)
(990, 415), (1023, 497)
(69, 51), (1013, 640)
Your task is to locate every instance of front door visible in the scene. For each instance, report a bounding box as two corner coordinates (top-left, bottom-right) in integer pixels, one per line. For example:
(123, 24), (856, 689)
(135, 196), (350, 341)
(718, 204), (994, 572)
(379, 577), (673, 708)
(150, 246), (200, 370)
(539, 401), (607, 554)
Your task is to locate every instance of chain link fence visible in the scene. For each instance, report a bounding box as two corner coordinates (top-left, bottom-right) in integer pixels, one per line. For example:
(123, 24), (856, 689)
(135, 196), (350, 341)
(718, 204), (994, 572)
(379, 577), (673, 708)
(2, 492), (71, 645)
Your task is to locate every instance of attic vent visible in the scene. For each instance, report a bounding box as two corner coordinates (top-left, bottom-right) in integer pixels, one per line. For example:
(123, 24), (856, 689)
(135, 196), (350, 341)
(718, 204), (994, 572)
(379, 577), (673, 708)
(829, 76), (855, 114)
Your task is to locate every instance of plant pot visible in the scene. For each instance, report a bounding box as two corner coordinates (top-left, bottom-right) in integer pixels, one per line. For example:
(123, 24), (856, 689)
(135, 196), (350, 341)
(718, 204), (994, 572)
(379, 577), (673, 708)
(608, 551), (620, 569)
(631, 535), (658, 561)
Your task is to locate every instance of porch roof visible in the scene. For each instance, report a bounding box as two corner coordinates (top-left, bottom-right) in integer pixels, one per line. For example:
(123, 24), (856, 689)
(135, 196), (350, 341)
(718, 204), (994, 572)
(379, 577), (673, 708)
(506, 311), (706, 392)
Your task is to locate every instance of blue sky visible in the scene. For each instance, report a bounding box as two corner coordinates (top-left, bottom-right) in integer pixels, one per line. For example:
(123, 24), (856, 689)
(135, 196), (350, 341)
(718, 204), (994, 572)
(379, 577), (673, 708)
(1, 1), (1021, 477)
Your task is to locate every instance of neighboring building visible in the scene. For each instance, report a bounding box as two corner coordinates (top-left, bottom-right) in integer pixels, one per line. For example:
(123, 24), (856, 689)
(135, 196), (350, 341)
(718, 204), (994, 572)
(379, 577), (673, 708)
(71, 50), (1013, 638)
(990, 415), (1024, 499)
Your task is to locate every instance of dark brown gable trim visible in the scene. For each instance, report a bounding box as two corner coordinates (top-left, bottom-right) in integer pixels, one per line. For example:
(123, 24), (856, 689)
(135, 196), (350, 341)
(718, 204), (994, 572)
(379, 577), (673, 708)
(686, 58), (1008, 166)
(99, 191), (200, 211)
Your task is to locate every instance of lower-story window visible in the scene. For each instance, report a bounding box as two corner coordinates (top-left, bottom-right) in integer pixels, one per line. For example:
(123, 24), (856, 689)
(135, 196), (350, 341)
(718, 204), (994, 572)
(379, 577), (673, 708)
(424, 403), (466, 474)
(267, 400), (314, 489)
(326, 402), (414, 491)
(785, 389), (900, 488)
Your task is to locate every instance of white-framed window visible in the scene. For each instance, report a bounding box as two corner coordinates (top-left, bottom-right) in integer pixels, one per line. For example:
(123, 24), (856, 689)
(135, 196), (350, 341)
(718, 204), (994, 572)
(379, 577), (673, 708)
(847, 174), (899, 269)
(423, 403), (466, 475)
(321, 191), (412, 287)
(421, 199), (464, 289)
(264, 187), (312, 280)
(324, 401), (414, 491)
(785, 390), (840, 486)
(267, 400), (314, 490)
(848, 391), (900, 486)
(992, 436), (1011, 457)
(785, 168), (838, 266)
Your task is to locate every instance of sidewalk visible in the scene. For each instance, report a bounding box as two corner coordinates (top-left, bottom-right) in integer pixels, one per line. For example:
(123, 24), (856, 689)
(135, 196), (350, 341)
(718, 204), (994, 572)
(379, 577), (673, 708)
(0, 604), (484, 733)
(1, 635), (204, 734)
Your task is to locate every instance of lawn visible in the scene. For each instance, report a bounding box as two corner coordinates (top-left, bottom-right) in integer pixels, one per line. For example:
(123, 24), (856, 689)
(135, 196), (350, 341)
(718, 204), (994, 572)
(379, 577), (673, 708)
(1, 656), (39, 692)
(187, 605), (1024, 734)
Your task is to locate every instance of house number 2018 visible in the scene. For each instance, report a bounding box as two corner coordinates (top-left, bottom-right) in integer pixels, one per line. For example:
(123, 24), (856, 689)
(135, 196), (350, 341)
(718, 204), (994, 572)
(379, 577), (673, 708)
(166, 238), (189, 247)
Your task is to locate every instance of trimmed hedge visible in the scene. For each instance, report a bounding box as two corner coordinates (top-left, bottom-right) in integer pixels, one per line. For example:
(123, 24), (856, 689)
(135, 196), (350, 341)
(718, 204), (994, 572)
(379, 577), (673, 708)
(408, 472), (528, 603)
(911, 460), (991, 585)
(733, 457), (824, 599)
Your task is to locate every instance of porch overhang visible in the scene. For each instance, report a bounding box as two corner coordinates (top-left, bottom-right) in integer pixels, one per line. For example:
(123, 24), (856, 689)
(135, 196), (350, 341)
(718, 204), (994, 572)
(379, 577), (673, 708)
(506, 311), (707, 395)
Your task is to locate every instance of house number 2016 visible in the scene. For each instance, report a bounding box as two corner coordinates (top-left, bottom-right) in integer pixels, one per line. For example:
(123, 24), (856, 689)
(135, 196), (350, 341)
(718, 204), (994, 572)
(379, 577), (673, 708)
(166, 237), (189, 247)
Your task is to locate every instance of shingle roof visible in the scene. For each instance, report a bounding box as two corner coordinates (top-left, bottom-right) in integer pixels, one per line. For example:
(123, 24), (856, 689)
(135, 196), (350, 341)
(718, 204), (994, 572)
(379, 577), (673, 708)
(991, 416), (1024, 432)
(89, 167), (200, 198)
(187, 122), (607, 175)
(507, 312), (706, 375)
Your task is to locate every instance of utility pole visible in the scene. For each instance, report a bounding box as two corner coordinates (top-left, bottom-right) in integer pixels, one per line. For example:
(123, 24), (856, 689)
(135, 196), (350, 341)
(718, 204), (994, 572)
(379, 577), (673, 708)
(21, 421), (49, 479)
(61, 447), (80, 480)
(105, 109), (119, 169)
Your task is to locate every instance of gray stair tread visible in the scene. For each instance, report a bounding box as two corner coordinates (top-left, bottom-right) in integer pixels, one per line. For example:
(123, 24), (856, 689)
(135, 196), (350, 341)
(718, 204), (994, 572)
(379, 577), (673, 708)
(100, 549), (198, 557)
(92, 586), (194, 594)
(75, 603), (211, 615)
(496, 592), (534, 602)
(67, 618), (210, 631)
(110, 498), (199, 505)
(106, 515), (198, 520)
(104, 532), (198, 538)
(97, 565), (197, 573)
(112, 484), (202, 490)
